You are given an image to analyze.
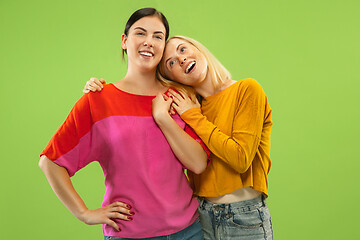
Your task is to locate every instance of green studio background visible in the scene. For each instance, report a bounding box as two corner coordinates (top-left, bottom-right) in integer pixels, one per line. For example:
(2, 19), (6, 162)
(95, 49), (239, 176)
(1, 0), (359, 239)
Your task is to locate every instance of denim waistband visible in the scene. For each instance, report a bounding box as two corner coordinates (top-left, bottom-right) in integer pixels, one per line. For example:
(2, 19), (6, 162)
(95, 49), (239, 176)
(198, 194), (267, 214)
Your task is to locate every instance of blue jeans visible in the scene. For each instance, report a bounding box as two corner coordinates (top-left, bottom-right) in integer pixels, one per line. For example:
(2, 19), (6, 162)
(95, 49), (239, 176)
(198, 194), (273, 240)
(104, 217), (203, 240)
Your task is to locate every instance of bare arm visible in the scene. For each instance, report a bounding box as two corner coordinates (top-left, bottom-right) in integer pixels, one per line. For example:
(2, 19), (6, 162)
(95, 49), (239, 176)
(152, 93), (207, 174)
(39, 155), (133, 231)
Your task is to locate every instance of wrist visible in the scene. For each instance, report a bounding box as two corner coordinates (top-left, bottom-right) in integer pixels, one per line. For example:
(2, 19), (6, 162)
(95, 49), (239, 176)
(75, 206), (90, 223)
(154, 112), (172, 126)
(180, 107), (200, 117)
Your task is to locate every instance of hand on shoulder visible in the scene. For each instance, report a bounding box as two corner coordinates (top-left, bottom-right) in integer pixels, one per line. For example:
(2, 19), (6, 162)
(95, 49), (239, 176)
(83, 78), (106, 94)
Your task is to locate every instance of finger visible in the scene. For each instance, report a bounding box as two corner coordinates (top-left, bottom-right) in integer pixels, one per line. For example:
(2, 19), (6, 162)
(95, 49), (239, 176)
(163, 94), (169, 101)
(110, 206), (134, 215)
(172, 104), (186, 115)
(99, 78), (106, 84)
(168, 89), (182, 101)
(168, 89), (182, 100)
(170, 95), (181, 105)
(176, 89), (187, 99)
(170, 106), (176, 115)
(89, 78), (99, 87)
(187, 93), (198, 103)
(177, 89), (193, 102)
(89, 77), (99, 82)
(108, 212), (133, 221)
(193, 96), (200, 104)
(105, 219), (121, 232)
(83, 89), (90, 94)
(85, 84), (94, 92)
(109, 201), (132, 210)
(162, 94), (173, 104)
(94, 79), (104, 89)
(172, 103), (180, 112)
(88, 81), (102, 91)
(87, 85), (98, 92)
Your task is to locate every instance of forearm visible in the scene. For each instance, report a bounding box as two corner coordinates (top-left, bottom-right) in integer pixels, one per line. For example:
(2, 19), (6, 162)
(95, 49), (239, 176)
(181, 109), (258, 173)
(39, 155), (88, 221)
(155, 114), (207, 174)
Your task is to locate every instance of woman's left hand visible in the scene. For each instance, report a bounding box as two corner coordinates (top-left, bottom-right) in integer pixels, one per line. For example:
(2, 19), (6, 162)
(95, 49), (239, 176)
(168, 89), (200, 115)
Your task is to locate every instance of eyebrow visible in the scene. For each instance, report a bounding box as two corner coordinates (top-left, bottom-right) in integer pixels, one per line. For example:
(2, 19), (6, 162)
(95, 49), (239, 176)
(133, 27), (164, 35)
(165, 44), (183, 66)
(154, 31), (165, 35)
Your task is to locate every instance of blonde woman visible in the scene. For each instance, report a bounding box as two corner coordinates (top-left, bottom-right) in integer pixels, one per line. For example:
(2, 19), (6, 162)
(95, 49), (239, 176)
(85, 35), (273, 240)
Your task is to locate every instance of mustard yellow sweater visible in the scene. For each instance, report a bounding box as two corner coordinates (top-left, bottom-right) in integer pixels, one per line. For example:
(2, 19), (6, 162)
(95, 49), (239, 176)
(181, 78), (272, 197)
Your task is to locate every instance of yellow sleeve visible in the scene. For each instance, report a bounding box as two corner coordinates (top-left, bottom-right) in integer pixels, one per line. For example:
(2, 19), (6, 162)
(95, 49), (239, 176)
(180, 79), (268, 173)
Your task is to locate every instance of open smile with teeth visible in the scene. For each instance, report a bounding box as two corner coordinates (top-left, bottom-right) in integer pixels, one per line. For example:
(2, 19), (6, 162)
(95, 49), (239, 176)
(139, 51), (154, 57)
(185, 61), (196, 74)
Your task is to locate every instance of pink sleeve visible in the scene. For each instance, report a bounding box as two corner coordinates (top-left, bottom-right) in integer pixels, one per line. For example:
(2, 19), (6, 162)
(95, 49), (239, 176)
(184, 124), (211, 162)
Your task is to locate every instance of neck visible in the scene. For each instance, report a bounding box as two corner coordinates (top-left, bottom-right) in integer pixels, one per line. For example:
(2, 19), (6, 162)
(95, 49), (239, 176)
(193, 73), (234, 98)
(119, 64), (163, 94)
(192, 73), (219, 98)
(124, 71), (157, 87)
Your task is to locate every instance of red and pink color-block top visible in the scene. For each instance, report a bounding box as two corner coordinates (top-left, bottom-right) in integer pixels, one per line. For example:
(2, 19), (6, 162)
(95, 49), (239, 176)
(41, 84), (209, 238)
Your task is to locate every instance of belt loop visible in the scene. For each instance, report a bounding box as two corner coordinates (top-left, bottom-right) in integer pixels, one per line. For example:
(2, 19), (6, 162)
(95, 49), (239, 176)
(225, 202), (231, 215)
(261, 194), (266, 206)
(198, 196), (205, 209)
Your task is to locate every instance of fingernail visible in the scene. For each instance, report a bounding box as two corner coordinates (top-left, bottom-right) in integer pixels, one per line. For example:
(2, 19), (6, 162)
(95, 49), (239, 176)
(126, 204), (132, 209)
(127, 216), (133, 220)
(129, 211), (135, 215)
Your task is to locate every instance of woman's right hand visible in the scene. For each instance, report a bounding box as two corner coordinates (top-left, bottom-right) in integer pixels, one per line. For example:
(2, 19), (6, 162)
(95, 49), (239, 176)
(83, 78), (106, 93)
(39, 157), (134, 232)
(152, 93), (173, 124)
(79, 201), (134, 232)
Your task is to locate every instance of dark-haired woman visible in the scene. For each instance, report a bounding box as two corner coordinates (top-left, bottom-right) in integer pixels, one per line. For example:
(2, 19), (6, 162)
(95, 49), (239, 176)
(39, 8), (208, 240)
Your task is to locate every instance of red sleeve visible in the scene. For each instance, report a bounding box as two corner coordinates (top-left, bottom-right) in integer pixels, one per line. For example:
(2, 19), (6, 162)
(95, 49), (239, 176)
(40, 94), (95, 176)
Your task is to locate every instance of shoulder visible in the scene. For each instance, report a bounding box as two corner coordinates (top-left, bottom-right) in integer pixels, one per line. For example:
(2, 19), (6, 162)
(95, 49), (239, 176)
(85, 83), (113, 99)
(236, 78), (265, 96)
(239, 78), (262, 90)
(75, 84), (114, 110)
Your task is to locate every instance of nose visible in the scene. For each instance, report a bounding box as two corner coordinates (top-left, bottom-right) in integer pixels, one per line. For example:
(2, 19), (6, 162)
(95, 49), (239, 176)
(143, 42), (153, 47)
(179, 57), (187, 65)
(143, 36), (154, 47)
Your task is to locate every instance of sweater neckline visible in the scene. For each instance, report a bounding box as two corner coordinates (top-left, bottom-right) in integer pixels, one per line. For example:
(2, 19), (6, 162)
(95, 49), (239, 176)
(203, 80), (240, 102)
(109, 83), (169, 98)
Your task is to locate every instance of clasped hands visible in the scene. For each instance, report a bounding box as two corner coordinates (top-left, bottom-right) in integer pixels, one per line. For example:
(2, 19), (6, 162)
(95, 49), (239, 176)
(152, 89), (200, 123)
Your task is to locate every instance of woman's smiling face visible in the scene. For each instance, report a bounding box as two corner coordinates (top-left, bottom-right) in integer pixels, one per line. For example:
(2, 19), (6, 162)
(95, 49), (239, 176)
(122, 16), (166, 72)
(161, 38), (208, 86)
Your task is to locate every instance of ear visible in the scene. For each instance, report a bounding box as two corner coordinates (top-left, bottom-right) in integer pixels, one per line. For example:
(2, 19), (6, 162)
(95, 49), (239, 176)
(121, 33), (127, 50)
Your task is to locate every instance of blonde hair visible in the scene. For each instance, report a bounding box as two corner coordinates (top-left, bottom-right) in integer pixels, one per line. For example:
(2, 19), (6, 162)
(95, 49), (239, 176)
(156, 69), (198, 101)
(157, 35), (231, 100)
